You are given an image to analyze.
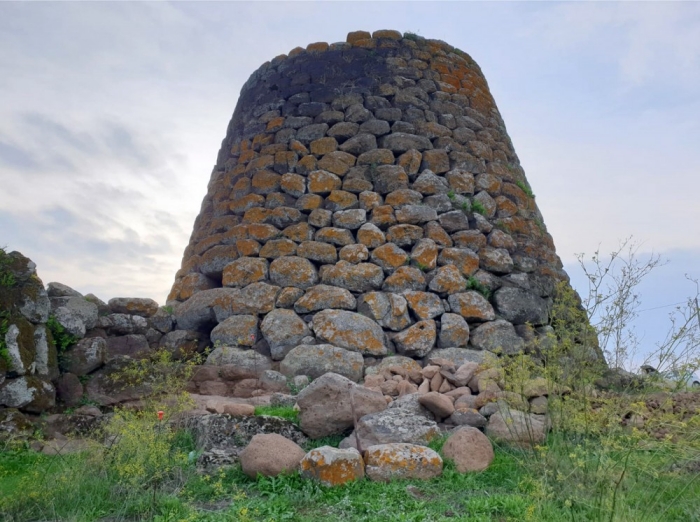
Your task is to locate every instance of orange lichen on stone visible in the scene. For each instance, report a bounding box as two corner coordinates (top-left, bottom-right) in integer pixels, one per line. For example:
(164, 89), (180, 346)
(306, 42), (329, 53)
(239, 149), (257, 164)
(300, 447), (365, 487)
(242, 207), (272, 224)
(266, 117), (285, 132)
(252, 133), (274, 150)
(251, 170), (281, 194)
(353, 38), (376, 49)
(310, 137), (338, 156)
(236, 239), (261, 257)
(247, 223), (280, 242)
(372, 29), (402, 40)
(346, 30), (371, 44)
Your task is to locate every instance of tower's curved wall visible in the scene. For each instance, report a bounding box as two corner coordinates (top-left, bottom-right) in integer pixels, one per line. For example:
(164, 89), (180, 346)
(168, 30), (570, 366)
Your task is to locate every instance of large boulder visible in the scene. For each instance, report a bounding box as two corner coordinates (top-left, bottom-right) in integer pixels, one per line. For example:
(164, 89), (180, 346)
(438, 313), (470, 348)
(447, 292), (495, 322)
(293, 285), (356, 314)
(54, 296), (99, 332)
(349, 408), (440, 449)
(364, 443), (443, 482)
(392, 320), (436, 357)
(0, 376), (55, 412)
(239, 433), (306, 478)
(300, 446), (365, 486)
(364, 356), (422, 377)
(320, 261), (384, 293)
(260, 309), (310, 360)
(357, 292), (411, 331)
(386, 392), (436, 421)
(296, 372), (386, 439)
(280, 344), (364, 382)
(312, 310), (387, 356)
(442, 426), (494, 472)
(492, 287), (550, 326)
(470, 320), (525, 355)
(485, 407), (547, 445)
(210, 315), (259, 347)
(62, 337), (106, 375)
(423, 347), (487, 367)
(205, 346), (272, 378)
(108, 297), (159, 318)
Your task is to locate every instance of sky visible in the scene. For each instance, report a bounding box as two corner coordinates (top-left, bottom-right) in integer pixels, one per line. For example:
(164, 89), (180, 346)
(1, 1), (699, 368)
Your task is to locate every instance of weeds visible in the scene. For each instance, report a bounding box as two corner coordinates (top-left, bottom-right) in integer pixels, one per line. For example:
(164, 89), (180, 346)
(471, 199), (486, 216)
(254, 405), (299, 424)
(516, 179), (535, 199)
(466, 275), (492, 299)
(46, 315), (78, 353)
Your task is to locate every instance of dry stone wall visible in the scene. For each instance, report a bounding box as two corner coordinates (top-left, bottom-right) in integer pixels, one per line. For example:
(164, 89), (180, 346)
(168, 30), (573, 379)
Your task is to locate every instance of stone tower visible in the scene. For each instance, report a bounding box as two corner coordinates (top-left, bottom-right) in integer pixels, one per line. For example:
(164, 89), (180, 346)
(168, 30), (574, 377)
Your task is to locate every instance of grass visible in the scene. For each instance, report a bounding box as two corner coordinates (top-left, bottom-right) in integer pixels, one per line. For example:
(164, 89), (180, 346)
(516, 180), (535, 199)
(471, 200), (486, 216)
(466, 276), (492, 299)
(254, 405), (299, 424)
(0, 442), (555, 521)
(2, 401), (700, 522)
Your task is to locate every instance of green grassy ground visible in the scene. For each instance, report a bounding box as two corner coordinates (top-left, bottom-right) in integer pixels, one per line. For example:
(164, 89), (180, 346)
(2, 430), (698, 522)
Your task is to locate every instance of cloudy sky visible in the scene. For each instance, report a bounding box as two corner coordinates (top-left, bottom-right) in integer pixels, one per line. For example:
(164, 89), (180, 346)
(1, 2), (698, 366)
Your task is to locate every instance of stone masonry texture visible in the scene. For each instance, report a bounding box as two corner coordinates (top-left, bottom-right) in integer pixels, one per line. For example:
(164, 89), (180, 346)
(167, 30), (576, 369)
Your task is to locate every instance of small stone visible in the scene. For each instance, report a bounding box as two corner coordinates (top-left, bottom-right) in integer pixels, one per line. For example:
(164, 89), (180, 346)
(442, 427), (494, 472)
(239, 434), (306, 478)
(418, 392), (455, 420)
(312, 309), (387, 356)
(438, 248), (479, 277)
(364, 443), (442, 482)
(269, 257), (318, 289)
(339, 244), (369, 263)
(448, 292), (495, 321)
(222, 258), (268, 288)
(429, 265), (466, 294)
(371, 243), (409, 272)
(333, 209), (367, 230)
(297, 241), (338, 264)
(438, 313), (470, 348)
(320, 261), (384, 293)
(403, 291), (445, 320)
(315, 227), (355, 246)
(300, 446), (365, 486)
(357, 223), (386, 248)
(392, 320), (436, 357)
(382, 266), (426, 292)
